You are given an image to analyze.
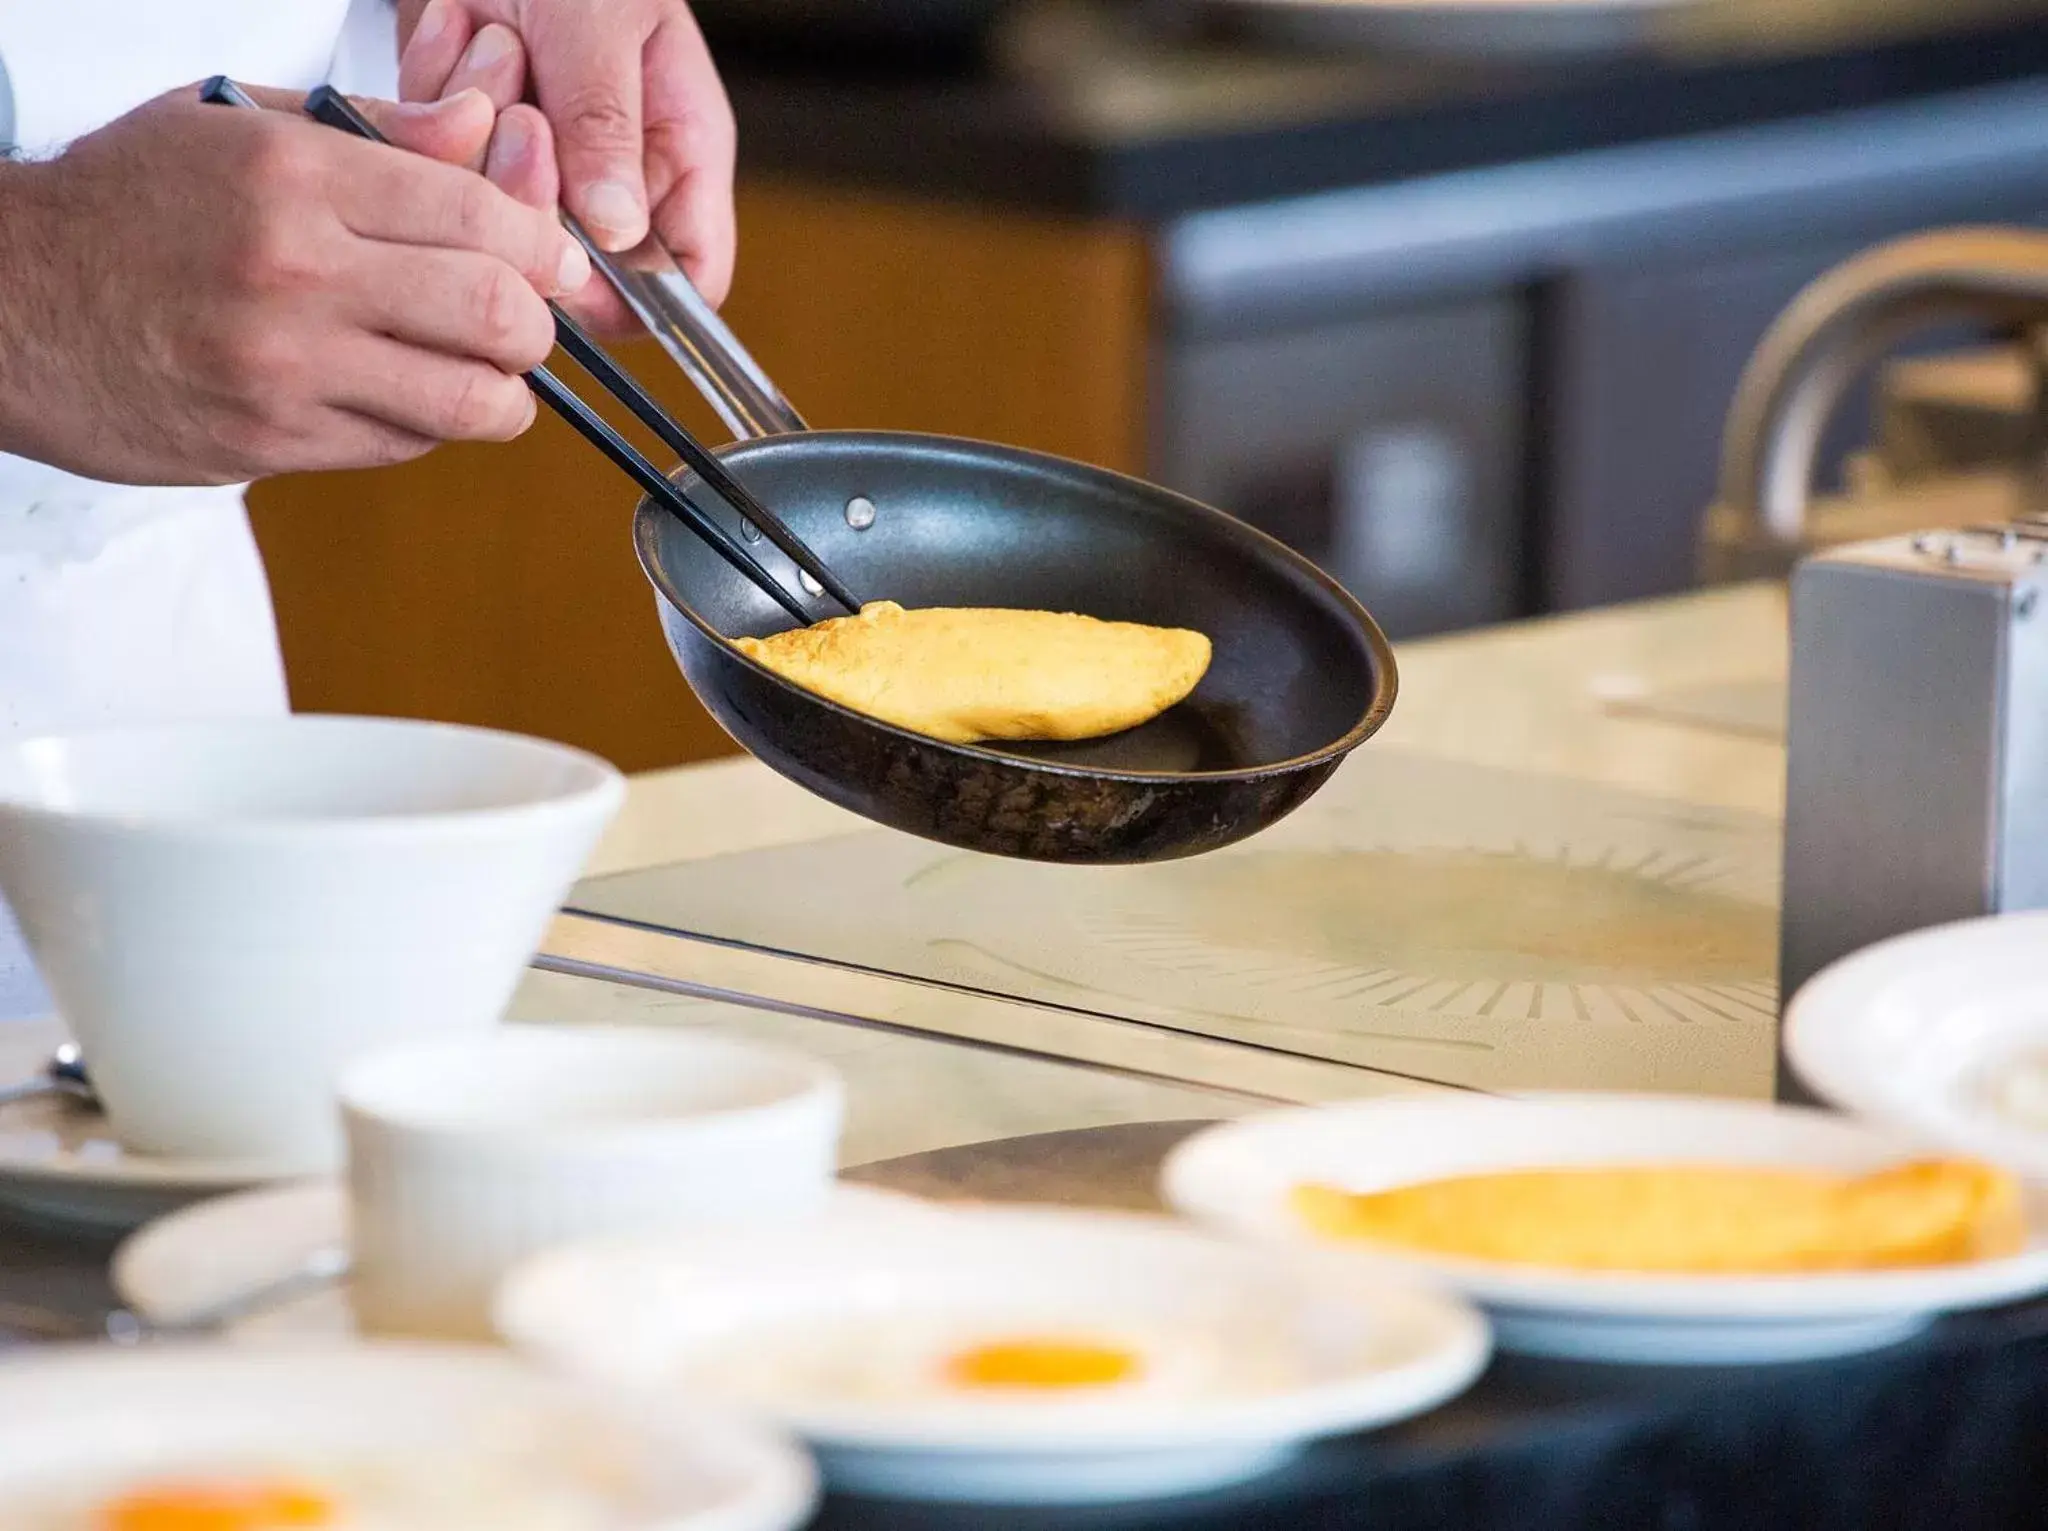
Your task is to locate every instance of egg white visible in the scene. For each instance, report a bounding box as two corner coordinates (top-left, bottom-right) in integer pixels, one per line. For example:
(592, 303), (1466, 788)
(686, 1311), (1257, 1411)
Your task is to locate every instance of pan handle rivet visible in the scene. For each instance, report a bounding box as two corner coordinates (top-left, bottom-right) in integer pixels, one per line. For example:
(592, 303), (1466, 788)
(738, 517), (764, 544)
(798, 570), (825, 596)
(845, 496), (878, 530)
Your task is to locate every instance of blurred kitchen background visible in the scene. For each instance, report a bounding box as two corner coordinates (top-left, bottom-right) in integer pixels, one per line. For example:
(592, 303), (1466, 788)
(249, 0), (2048, 771)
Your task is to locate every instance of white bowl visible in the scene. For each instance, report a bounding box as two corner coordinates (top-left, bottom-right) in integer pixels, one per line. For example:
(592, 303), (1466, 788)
(495, 1202), (1490, 1505)
(0, 1341), (815, 1531)
(0, 715), (623, 1171)
(1786, 911), (2048, 1179)
(341, 1025), (845, 1341)
(1163, 1093), (2048, 1364)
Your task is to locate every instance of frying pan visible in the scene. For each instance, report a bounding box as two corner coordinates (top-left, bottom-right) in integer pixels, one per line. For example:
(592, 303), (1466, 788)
(616, 268), (1398, 865)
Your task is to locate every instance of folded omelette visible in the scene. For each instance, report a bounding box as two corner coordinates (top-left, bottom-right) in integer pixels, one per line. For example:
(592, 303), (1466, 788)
(1292, 1159), (2025, 1274)
(731, 601), (1213, 746)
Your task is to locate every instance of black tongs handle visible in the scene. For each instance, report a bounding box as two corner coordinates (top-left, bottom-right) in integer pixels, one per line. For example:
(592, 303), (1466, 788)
(298, 83), (833, 626)
(199, 75), (818, 627)
(304, 86), (859, 618)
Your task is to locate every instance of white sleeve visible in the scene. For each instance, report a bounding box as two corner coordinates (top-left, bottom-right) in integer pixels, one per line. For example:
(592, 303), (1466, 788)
(327, 0), (400, 101)
(0, 12), (84, 156)
(0, 2), (371, 155)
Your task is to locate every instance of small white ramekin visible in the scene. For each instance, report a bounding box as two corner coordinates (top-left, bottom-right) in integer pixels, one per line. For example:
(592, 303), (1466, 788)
(339, 1024), (844, 1342)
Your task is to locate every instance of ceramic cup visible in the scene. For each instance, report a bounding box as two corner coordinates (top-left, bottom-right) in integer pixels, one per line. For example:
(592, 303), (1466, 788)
(0, 715), (623, 1172)
(339, 1024), (845, 1342)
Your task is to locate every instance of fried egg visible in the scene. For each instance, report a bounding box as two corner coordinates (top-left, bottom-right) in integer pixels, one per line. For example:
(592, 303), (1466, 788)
(683, 1314), (1261, 1411)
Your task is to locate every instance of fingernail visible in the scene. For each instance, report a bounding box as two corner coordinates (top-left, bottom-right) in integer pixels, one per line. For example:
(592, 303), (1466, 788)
(462, 23), (517, 71)
(485, 108), (531, 182)
(582, 179), (645, 245)
(556, 236), (592, 296)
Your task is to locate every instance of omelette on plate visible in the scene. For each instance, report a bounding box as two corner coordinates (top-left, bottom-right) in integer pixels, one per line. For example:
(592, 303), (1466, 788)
(1292, 1158), (2026, 1274)
(732, 601), (1213, 746)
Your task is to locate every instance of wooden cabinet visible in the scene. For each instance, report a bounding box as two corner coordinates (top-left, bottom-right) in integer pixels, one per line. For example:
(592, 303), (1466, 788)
(248, 181), (1147, 773)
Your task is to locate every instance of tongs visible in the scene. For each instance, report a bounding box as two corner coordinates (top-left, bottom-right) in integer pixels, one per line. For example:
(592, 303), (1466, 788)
(199, 77), (857, 627)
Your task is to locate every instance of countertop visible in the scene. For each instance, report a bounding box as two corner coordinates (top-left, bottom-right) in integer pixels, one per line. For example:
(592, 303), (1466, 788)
(527, 582), (1792, 1154)
(713, 0), (2048, 216)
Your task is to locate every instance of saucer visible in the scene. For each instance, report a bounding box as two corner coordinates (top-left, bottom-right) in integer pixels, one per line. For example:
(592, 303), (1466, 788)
(114, 1180), (936, 1343)
(0, 1018), (296, 1233)
(113, 1181), (353, 1339)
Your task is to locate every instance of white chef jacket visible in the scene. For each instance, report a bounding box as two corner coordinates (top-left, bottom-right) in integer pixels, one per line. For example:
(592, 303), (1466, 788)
(0, 0), (400, 1017)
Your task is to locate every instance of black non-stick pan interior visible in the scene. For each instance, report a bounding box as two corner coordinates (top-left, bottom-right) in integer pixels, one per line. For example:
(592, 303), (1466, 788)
(638, 431), (1391, 776)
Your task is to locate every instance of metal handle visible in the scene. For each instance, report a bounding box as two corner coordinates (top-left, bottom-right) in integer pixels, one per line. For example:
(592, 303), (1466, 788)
(565, 220), (808, 441)
(1712, 228), (2048, 556)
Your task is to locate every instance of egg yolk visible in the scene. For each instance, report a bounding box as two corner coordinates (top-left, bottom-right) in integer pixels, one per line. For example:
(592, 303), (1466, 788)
(97, 1480), (336, 1531)
(943, 1337), (1141, 1391)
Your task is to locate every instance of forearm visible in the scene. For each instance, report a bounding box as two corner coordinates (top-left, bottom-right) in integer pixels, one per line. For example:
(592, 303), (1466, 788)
(0, 29), (99, 477)
(0, 157), (80, 473)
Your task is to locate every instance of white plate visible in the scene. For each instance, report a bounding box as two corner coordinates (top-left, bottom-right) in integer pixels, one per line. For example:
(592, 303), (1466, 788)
(0, 1018), (296, 1233)
(496, 1202), (1490, 1505)
(1787, 911), (2048, 1181)
(1222, 0), (1696, 57)
(1161, 1093), (2048, 1364)
(113, 1180), (936, 1343)
(0, 1341), (815, 1531)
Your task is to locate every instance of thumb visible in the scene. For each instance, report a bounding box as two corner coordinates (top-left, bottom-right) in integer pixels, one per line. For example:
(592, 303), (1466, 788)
(231, 83), (499, 166)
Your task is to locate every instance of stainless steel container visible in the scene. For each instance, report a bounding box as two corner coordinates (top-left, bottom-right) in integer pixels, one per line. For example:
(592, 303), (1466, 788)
(1782, 527), (2048, 1039)
(1705, 229), (2048, 1097)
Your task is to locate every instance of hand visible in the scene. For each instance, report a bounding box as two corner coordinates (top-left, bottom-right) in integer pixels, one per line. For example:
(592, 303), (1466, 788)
(396, 0), (737, 330)
(0, 84), (591, 485)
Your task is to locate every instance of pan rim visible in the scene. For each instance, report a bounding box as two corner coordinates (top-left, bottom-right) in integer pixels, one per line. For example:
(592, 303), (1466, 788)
(635, 429), (1400, 786)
